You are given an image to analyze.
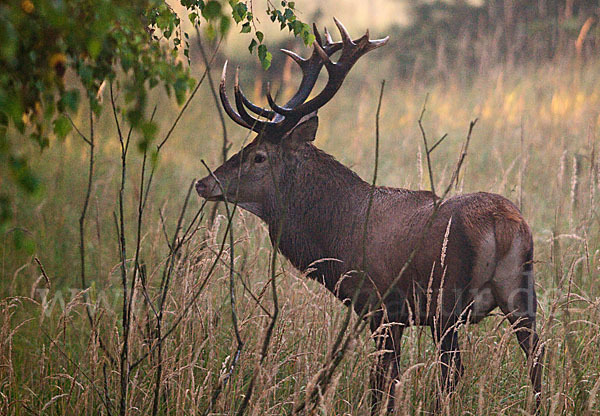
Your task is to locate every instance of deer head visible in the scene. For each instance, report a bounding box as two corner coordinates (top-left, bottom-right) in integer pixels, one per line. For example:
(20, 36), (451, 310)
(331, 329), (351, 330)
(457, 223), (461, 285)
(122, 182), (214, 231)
(195, 19), (388, 216)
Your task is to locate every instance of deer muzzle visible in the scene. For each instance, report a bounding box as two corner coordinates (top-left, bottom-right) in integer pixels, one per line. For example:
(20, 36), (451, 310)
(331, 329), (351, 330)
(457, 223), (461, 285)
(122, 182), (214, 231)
(195, 176), (224, 201)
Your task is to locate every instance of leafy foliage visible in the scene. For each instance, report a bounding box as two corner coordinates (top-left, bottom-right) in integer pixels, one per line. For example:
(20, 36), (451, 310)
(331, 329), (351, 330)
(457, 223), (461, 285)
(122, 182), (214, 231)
(0, 0), (311, 231)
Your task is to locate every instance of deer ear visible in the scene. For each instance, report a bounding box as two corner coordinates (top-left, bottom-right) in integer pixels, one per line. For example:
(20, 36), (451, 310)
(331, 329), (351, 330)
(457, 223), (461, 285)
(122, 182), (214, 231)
(284, 114), (318, 147)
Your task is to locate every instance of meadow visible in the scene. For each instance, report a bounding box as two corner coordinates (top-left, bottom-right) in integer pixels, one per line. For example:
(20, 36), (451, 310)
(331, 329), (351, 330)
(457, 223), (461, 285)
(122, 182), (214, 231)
(1, 39), (599, 414)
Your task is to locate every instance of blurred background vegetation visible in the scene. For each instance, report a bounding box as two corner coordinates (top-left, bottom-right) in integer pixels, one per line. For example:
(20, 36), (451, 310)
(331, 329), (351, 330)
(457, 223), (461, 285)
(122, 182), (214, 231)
(1, 0), (600, 414)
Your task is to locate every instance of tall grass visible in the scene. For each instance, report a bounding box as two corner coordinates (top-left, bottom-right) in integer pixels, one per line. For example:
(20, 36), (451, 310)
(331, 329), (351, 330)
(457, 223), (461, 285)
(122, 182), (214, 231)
(1, 49), (599, 414)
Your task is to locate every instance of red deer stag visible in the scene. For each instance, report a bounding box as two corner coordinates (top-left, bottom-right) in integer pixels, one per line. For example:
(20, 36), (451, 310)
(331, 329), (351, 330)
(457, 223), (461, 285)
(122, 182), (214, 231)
(196, 19), (543, 412)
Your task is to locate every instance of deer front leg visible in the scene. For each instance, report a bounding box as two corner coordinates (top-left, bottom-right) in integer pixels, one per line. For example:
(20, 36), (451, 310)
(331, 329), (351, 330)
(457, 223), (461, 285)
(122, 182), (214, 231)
(370, 317), (404, 414)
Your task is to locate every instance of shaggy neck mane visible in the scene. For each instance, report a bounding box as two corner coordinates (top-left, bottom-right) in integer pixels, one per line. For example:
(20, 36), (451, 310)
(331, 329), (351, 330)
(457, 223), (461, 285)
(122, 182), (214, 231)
(263, 144), (371, 289)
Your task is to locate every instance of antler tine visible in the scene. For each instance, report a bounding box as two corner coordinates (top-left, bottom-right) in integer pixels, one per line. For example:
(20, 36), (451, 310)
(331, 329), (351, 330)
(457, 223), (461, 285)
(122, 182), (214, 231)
(272, 23), (343, 117)
(272, 19), (388, 121)
(219, 20), (388, 137)
(313, 40), (333, 66)
(231, 65), (277, 120)
(369, 35), (390, 49)
(309, 24), (342, 61)
(219, 61), (252, 129)
(240, 93), (276, 120)
(265, 82), (290, 116)
(281, 49), (307, 69)
(312, 23), (323, 46)
(233, 66), (269, 132)
(323, 26), (334, 47)
(355, 28), (390, 51)
(333, 17), (352, 46)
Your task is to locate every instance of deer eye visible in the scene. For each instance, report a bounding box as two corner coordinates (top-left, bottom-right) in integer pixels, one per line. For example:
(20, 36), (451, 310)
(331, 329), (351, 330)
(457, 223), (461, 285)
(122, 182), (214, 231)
(254, 153), (266, 164)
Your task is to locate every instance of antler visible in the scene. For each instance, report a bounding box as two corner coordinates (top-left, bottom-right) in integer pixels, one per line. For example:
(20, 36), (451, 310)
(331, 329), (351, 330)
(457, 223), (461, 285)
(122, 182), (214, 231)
(219, 18), (389, 139)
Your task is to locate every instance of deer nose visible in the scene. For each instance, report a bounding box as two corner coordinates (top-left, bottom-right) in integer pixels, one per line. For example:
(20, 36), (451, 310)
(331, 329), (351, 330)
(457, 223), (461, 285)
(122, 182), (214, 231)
(195, 179), (207, 196)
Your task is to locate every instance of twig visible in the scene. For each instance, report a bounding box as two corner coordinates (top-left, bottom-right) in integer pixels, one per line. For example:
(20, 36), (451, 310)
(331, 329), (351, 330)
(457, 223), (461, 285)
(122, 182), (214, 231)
(418, 94), (437, 199)
(157, 36), (224, 151)
(127, 105), (158, 348)
(429, 133), (449, 154)
(198, 162), (244, 413)
(159, 207), (173, 250)
(152, 181), (196, 415)
(103, 364), (113, 416)
(66, 113), (92, 145)
(34, 257), (50, 287)
(111, 82), (130, 416)
(75, 101), (117, 366)
(196, 27), (229, 161)
(41, 329), (112, 413)
(129, 195), (233, 372)
(196, 27), (230, 227)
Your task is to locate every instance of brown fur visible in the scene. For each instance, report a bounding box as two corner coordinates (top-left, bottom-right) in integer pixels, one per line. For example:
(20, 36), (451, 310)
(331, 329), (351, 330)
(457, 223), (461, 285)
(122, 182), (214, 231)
(196, 131), (544, 412)
(199, 23), (544, 410)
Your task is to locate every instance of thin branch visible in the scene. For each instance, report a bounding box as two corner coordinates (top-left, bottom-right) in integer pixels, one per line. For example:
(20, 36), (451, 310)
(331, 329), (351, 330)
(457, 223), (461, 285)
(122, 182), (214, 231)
(102, 364), (113, 416)
(34, 257), (50, 287)
(234, 141), (285, 416)
(128, 105), (158, 328)
(157, 36), (224, 151)
(158, 208), (173, 250)
(75, 101), (117, 366)
(363, 80), (385, 269)
(129, 194), (232, 372)
(111, 83), (130, 416)
(199, 162), (244, 413)
(196, 28), (230, 226)
(41, 330), (112, 413)
(418, 94), (437, 199)
(439, 119), (477, 199)
(429, 133), (449, 154)
(152, 181), (196, 415)
(66, 113), (92, 145)
(196, 27), (229, 161)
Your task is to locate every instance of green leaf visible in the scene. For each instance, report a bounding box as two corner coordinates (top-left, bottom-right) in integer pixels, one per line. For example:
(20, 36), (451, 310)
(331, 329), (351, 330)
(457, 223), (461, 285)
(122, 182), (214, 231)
(140, 120), (158, 141)
(258, 45), (272, 70)
(10, 155), (39, 194)
(174, 76), (189, 105)
(248, 38), (257, 53)
(52, 115), (72, 140)
(231, 2), (247, 23)
(87, 38), (102, 60)
(220, 16), (231, 35)
(283, 8), (294, 21)
(241, 22), (251, 33)
(60, 90), (80, 113)
(205, 23), (216, 40)
(256, 31), (263, 43)
(292, 20), (302, 35)
(202, 1), (222, 20)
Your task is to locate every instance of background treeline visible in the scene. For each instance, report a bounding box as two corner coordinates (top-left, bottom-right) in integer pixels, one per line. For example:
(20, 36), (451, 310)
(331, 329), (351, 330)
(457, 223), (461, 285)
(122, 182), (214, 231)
(234, 0), (600, 83)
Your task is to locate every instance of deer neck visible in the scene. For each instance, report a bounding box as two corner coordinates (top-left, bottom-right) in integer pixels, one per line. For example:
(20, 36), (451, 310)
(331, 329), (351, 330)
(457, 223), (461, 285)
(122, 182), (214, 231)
(262, 145), (371, 287)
